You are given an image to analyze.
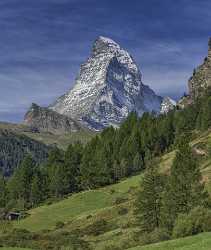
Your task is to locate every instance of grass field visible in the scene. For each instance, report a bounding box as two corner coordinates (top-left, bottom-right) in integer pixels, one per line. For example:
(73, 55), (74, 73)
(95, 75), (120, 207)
(14, 174), (142, 232)
(128, 232), (211, 250)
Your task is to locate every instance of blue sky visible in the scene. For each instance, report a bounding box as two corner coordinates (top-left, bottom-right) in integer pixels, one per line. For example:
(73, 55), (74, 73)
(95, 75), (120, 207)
(0, 0), (211, 122)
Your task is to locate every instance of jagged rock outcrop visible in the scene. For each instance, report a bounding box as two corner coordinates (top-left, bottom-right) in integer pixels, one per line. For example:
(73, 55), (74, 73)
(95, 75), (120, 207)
(24, 103), (81, 134)
(188, 38), (211, 100)
(160, 97), (176, 114)
(50, 36), (162, 130)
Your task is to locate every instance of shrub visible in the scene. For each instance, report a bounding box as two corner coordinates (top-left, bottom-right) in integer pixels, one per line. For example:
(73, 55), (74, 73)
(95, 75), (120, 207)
(85, 219), (108, 236)
(86, 214), (92, 220)
(173, 207), (211, 238)
(118, 207), (128, 215)
(55, 221), (65, 229)
(109, 189), (115, 194)
(136, 228), (170, 246)
(113, 197), (128, 205)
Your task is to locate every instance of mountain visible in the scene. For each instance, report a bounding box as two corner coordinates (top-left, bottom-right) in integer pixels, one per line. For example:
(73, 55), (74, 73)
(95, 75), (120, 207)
(160, 96), (176, 114)
(50, 36), (162, 130)
(23, 103), (82, 134)
(188, 38), (211, 101)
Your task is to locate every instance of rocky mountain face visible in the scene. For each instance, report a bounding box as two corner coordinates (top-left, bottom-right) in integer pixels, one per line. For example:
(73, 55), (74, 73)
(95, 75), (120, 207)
(24, 103), (82, 134)
(188, 38), (211, 101)
(160, 97), (176, 114)
(50, 36), (162, 130)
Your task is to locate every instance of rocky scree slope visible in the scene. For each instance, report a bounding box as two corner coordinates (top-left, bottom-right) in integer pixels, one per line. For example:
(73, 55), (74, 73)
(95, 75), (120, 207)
(50, 36), (162, 130)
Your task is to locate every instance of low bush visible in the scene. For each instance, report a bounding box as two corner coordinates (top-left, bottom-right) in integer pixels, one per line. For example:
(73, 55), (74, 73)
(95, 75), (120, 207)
(55, 221), (65, 229)
(85, 219), (109, 236)
(118, 207), (128, 215)
(134, 228), (170, 246)
(173, 206), (211, 238)
(113, 197), (128, 205)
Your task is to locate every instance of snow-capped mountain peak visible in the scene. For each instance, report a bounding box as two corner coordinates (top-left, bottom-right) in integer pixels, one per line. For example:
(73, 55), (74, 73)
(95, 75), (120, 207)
(49, 36), (162, 130)
(160, 97), (176, 114)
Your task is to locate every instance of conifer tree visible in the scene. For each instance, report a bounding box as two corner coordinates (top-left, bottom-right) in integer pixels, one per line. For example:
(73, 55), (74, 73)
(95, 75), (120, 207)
(201, 96), (211, 130)
(133, 153), (143, 172)
(46, 148), (66, 197)
(0, 174), (6, 207)
(7, 154), (35, 206)
(135, 159), (164, 233)
(30, 171), (44, 206)
(162, 139), (209, 231)
(64, 142), (83, 193)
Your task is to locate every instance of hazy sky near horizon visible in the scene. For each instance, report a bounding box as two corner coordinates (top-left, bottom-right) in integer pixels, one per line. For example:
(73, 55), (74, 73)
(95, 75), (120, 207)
(1, 0), (211, 122)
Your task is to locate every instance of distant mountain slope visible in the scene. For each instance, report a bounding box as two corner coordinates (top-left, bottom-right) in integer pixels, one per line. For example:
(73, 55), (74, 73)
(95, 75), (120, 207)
(50, 36), (162, 130)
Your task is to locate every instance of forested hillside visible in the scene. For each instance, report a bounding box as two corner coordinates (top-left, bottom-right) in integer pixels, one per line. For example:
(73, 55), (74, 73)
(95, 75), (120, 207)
(0, 129), (49, 176)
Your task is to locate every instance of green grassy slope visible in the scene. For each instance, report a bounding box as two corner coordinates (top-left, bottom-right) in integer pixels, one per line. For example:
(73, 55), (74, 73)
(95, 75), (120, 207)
(14, 174), (141, 232)
(0, 121), (95, 150)
(11, 130), (211, 249)
(128, 232), (211, 250)
(23, 129), (95, 149)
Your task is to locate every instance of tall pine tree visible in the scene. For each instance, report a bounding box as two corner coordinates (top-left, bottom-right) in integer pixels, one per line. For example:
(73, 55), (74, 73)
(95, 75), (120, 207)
(0, 173), (6, 208)
(135, 159), (164, 233)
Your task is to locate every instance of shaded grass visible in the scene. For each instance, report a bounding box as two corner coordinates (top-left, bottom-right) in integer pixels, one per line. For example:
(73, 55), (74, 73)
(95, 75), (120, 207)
(0, 248), (32, 250)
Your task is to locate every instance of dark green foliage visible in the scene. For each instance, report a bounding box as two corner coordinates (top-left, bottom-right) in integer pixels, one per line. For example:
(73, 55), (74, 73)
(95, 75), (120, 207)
(0, 174), (6, 208)
(55, 221), (65, 229)
(0, 131), (49, 176)
(200, 96), (211, 130)
(46, 148), (67, 198)
(135, 160), (165, 233)
(64, 142), (83, 193)
(173, 207), (211, 238)
(7, 155), (35, 208)
(0, 228), (91, 250)
(30, 169), (45, 206)
(84, 219), (109, 236)
(162, 140), (209, 231)
(137, 228), (170, 246)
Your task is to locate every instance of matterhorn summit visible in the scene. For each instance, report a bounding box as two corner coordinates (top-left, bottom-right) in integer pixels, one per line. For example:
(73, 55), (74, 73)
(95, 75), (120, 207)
(49, 36), (162, 130)
(160, 97), (176, 114)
